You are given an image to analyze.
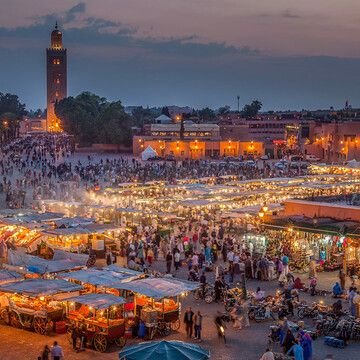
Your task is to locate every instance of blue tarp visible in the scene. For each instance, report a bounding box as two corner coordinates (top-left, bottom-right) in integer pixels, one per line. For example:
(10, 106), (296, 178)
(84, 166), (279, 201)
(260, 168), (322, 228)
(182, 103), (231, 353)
(119, 340), (210, 360)
(66, 293), (126, 309)
(115, 278), (199, 299)
(0, 269), (22, 284)
(8, 249), (88, 274)
(0, 279), (83, 296)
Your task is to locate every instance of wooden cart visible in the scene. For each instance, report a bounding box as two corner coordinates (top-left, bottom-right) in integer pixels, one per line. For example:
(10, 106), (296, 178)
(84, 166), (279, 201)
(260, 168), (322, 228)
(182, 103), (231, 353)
(0, 279), (82, 335)
(65, 293), (127, 352)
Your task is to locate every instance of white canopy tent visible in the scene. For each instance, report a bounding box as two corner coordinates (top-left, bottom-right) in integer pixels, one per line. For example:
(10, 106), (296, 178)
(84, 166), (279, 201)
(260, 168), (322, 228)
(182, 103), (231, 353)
(141, 146), (158, 161)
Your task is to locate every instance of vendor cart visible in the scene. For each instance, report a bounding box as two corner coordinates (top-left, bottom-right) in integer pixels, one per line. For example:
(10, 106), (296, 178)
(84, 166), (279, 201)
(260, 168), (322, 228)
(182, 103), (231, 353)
(118, 277), (199, 338)
(65, 293), (127, 352)
(0, 279), (82, 335)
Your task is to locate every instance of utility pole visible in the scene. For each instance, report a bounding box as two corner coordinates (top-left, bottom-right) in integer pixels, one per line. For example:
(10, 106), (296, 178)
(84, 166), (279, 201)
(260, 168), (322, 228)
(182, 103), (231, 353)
(237, 95), (240, 113)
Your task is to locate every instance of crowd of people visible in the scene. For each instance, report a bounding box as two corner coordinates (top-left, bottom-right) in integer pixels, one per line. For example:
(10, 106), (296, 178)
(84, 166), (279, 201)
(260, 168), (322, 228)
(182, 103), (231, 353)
(0, 134), (349, 360)
(0, 133), (312, 209)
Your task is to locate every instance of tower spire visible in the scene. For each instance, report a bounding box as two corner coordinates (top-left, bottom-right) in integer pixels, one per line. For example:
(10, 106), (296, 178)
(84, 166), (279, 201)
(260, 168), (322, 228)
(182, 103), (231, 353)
(55, 21), (58, 30)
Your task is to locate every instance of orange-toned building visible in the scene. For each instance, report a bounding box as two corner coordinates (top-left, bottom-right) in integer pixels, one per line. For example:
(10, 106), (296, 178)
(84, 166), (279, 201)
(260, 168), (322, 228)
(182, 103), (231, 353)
(304, 121), (360, 162)
(133, 122), (264, 159)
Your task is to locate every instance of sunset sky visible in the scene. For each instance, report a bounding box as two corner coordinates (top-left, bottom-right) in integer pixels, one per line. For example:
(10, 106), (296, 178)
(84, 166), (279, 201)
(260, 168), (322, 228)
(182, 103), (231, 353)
(1, 0), (360, 110)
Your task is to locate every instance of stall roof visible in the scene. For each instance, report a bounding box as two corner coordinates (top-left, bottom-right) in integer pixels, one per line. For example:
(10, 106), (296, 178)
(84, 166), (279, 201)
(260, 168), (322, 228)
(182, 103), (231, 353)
(116, 277), (199, 299)
(104, 264), (143, 277)
(180, 200), (211, 208)
(82, 223), (121, 233)
(66, 293), (126, 309)
(0, 279), (83, 296)
(60, 268), (138, 287)
(8, 249), (88, 274)
(42, 228), (90, 236)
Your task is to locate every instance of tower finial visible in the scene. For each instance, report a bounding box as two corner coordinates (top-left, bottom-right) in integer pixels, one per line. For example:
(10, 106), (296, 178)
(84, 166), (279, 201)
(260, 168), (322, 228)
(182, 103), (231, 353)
(55, 21), (58, 30)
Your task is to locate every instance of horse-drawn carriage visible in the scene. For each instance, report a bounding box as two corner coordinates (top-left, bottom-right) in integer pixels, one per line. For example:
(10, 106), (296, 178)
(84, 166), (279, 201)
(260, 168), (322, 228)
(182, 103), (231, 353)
(66, 293), (127, 352)
(0, 279), (82, 335)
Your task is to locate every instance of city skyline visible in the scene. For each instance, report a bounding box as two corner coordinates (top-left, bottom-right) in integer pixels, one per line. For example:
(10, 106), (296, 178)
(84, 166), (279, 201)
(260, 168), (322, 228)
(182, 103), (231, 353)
(1, 1), (360, 111)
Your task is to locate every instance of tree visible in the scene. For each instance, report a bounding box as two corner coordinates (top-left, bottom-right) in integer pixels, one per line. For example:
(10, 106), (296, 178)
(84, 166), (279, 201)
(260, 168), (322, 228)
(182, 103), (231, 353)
(132, 106), (156, 126)
(0, 93), (26, 142)
(0, 93), (26, 118)
(218, 105), (231, 115)
(241, 100), (262, 118)
(198, 107), (216, 122)
(161, 106), (171, 118)
(55, 92), (135, 145)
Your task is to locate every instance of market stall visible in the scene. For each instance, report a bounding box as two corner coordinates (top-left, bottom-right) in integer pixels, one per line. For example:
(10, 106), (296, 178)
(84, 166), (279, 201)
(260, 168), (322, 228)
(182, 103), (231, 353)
(117, 277), (199, 337)
(0, 279), (82, 335)
(66, 293), (127, 352)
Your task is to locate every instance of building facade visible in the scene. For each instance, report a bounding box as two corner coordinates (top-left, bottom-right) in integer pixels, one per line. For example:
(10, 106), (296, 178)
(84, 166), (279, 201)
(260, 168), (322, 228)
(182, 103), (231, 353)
(133, 122), (264, 159)
(46, 23), (67, 131)
(219, 114), (312, 158)
(304, 121), (360, 162)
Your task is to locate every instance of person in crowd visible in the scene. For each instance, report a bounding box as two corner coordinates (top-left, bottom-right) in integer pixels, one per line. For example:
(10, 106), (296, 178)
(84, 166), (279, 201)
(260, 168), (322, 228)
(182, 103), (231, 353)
(259, 348), (275, 360)
(339, 269), (346, 291)
(50, 341), (64, 360)
(166, 251), (173, 274)
(287, 339), (304, 360)
(282, 255), (289, 275)
(299, 330), (313, 360)
(39, 345), (50, 360)
(254, 286), (265, 301)
(332, 282), (343, 297)
(200, 271), (207, 298)
(294, 277), (305, 290)
(214, 276), (225, 302)
(194, 310), (203, 341)
(183, 307), (194, 338)
(309, 277), (317, 296)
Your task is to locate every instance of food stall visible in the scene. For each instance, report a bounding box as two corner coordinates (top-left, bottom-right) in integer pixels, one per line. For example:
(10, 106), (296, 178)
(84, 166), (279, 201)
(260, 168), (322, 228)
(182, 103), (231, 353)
(117, 277), (199, 337)
(66, 293), (127, 352)
(0, 279), (82, 335)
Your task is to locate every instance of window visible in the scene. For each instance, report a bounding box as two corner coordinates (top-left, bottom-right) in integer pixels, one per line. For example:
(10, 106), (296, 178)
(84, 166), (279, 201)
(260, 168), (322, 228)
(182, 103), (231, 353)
(53, 58), (60, 65)
(55, 91), (59, 97)
(56, 78), (60, 84)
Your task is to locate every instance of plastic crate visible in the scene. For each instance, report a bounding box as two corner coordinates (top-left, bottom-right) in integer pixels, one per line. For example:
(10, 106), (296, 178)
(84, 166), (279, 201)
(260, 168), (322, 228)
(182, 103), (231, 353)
(324, 336), (345, 348)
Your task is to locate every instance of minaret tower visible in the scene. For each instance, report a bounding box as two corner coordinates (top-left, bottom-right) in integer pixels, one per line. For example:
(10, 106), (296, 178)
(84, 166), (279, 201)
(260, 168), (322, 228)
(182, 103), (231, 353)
(46, 22), (67, 131)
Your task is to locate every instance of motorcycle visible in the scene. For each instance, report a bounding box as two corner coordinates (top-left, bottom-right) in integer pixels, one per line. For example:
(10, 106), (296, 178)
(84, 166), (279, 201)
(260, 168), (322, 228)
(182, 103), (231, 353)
(297, 302), (327, 319)
(254, 304), (277, 322)
(193, 284), (216, 304)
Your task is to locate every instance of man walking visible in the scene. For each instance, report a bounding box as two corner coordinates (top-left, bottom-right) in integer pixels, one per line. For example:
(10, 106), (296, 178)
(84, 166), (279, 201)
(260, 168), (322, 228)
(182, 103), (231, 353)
(194, 310), (203, 340)
(166, 251), (172, 273)
(183, 306), (194, 338)
(50, 341), (64, 360)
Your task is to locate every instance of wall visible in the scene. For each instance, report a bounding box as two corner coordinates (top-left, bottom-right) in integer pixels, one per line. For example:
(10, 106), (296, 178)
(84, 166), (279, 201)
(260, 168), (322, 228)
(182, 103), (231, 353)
(284, 199), (360, 222)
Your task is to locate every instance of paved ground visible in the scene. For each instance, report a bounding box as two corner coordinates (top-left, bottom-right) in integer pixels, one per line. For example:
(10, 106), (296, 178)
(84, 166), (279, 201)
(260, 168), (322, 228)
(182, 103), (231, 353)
(1, 262), (360, 360)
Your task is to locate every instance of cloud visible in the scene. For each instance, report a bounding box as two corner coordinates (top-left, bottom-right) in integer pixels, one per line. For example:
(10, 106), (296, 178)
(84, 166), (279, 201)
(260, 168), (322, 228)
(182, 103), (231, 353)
(281, 9), (301, 19)
(0, 2), (259, 60)
(256, 8), (301, 19)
